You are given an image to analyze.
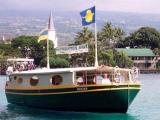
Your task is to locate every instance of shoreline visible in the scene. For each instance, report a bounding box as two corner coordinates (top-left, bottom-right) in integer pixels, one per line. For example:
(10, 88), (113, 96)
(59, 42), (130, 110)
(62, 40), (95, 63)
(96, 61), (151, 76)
(140, 69), (160, 74)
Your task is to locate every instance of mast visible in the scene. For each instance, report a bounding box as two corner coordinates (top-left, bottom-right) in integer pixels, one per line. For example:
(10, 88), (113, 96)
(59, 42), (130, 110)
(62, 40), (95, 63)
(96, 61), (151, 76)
(46, 35), (50, 69)
(46, 11), (58, 68)
(47, 12), (53, 69)
(94, 0), (98, 67)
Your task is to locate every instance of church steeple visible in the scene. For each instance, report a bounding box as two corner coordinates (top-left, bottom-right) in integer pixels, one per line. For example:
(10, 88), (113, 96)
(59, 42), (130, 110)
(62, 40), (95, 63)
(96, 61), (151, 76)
(48, 11), (55, 31)
(48, 11), (58, 48)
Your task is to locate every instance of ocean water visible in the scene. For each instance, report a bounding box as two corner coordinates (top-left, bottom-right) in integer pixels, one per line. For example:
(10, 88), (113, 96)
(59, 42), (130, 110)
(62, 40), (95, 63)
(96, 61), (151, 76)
(0, 74), (160, 120)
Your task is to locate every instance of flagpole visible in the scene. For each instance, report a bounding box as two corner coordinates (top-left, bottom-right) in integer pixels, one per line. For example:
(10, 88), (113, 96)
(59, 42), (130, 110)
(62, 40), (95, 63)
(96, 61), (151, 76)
(94, 0), (98, 67)
(47, 36), (50, 69)
(47, 12), (52, 69)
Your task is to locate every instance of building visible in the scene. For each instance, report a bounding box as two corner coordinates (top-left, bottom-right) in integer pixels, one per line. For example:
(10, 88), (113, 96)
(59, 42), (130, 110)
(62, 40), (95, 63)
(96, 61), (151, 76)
(116, 48), (157, 70)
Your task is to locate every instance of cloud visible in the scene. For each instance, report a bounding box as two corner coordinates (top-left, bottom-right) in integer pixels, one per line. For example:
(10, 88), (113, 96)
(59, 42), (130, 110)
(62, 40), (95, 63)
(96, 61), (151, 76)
(0, 0), (91, 11)
(1, 0), (160, 14)
(98, 0), (160, 14)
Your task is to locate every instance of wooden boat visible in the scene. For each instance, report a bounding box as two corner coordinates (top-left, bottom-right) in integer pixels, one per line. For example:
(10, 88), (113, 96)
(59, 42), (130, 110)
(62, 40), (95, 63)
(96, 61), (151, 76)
(5, 66), (141, 113)
(5, 9), (141, 113)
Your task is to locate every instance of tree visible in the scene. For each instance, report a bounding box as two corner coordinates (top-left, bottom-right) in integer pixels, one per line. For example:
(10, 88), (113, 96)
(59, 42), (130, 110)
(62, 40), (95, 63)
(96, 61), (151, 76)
(99, 49), (116, 66)
(97, 22), (125, 66)
(73, 23), (126, 67)
(117, 27), (160, 49)
(114, 51), (133, 68)
(39, 40), (70, 68)
(11, 35), (45, 65)
(40, 56), (69, 68)
(0, 43), (21, 57)
(99, 22), (125, 49)
(72, 27), (95, 66)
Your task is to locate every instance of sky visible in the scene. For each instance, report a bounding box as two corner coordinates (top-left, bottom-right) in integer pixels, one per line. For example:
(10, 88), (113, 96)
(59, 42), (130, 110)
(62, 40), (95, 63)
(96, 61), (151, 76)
(1, 0), (160, 14)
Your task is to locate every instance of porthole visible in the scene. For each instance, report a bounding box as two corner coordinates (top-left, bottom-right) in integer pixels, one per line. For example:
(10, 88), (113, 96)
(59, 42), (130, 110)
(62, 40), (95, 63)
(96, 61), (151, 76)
(30, 76), (39, 86)
(51, 75), (63, 85)
(17, 77), (23, 84)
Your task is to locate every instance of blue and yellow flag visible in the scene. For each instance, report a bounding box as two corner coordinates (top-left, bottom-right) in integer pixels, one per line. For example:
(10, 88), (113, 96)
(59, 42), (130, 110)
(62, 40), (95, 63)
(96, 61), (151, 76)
(38, 28), (48, 42)
(80, 6), (95, 26)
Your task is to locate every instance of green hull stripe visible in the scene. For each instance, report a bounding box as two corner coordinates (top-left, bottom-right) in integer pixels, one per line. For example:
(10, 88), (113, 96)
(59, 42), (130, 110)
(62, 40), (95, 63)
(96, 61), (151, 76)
(6, 84), (141, 90)
(6, 87), (140, 95)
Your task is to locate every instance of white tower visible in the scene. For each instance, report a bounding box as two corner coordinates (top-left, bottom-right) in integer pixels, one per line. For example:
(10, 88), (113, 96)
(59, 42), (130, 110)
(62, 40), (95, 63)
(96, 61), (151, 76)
(2, 35), (5, 41)
(48, 12), (58, 48)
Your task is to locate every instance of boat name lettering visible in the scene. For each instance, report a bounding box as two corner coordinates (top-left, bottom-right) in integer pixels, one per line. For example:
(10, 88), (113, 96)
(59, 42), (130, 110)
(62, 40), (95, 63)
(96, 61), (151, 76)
(77, 87), (88, 91)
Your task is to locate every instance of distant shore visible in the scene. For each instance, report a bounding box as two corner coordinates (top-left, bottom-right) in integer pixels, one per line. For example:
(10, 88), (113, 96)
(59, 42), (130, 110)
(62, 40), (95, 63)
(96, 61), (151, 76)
(140, 69), (160, 74)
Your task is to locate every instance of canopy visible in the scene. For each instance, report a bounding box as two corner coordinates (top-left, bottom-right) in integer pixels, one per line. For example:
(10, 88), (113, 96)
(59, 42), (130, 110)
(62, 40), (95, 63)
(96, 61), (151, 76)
(7, 58), (34, 62)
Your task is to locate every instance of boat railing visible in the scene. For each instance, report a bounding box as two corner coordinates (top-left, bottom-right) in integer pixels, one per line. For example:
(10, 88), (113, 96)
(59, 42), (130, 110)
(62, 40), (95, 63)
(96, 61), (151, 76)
(75, 67), (140, 86)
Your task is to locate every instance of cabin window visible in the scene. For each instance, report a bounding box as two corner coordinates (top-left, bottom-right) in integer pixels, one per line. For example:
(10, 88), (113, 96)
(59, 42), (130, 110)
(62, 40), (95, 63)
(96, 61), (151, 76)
(9, 77), (12, 81)
(30, 76), (39, 86)
(17, 77), (23, 84)
(5, 83), (8, 87)
(51, 75), (63, 85)
(14, 76), (17, 80)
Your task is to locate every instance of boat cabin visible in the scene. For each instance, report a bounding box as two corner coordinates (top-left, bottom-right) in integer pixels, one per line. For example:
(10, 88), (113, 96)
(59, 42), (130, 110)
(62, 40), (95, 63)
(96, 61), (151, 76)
(6, 66), (139, 89)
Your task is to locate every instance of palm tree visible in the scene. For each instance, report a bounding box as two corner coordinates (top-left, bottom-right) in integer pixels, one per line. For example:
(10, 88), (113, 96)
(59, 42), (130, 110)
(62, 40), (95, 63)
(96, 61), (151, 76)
(97, 22), (125, 66)
(99, 22), (125, 49)
(75, 27), (94, 45)
(100, 22), (114, 49)
(114, 51), (133, 68)
(72, 27), (94, 66)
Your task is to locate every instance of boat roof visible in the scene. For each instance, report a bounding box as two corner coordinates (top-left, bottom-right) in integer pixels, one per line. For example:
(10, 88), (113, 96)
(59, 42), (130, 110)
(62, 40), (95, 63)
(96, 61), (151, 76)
(11, 67), (97, 75)
(11, 66), (131, 75)
(7, 58), (34, 62)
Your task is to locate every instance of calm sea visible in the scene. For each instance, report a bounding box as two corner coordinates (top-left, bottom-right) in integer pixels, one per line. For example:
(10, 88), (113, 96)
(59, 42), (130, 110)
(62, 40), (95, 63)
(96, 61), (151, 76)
(0, 74), (160, 120)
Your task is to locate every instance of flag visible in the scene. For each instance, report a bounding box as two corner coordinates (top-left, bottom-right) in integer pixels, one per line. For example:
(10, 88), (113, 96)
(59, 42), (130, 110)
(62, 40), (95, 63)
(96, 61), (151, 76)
(38, 11), (57, 48)
(80, 6), (95, 26)
(38, 27), (48, 42)
(38, 11), (53, 43)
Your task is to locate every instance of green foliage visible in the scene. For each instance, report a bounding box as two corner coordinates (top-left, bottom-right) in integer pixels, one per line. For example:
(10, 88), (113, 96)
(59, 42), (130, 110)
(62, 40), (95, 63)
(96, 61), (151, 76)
(40, 56), (69, 68)
(0, 49), (4, 58)
(12, 35), (38, 48)
(114, 51), (133, 68)
(99, 49), (133, 68)
(153, 48), (160, 55)
(4, 23), (160, 69)
(0, 43), (21, 57)
(75, 27), (94, 45)
(117, 27), (160, 49)
(98, 22), (125, 49)
(11, 35), (45, 65)
(99, 49), (116, 66)
(71, 27), (95, 66)
(72, 23), (127, 67)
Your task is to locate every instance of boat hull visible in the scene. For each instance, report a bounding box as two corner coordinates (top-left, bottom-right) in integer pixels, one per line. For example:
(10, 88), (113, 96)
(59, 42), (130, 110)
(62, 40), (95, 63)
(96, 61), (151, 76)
(5, 85), (140, 113)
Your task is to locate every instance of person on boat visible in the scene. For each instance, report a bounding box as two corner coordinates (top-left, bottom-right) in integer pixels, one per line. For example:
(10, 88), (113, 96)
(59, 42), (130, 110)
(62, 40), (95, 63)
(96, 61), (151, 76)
(93, 74), (110, 84)
(131, 67), (139, 82)
(77, 77), (84, 85)
(114, 72), (121, 83)
(102, 74), (111, 84)
(18, 64), (23, 71)
(6, 64), (13, 75)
